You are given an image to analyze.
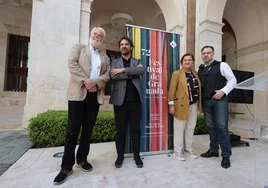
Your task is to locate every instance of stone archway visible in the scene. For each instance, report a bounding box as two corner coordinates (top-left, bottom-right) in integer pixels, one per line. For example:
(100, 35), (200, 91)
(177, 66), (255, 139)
(196, 0), (227, 64)
(199, 0), (227, 24)
(197, 0), (267, 64)
(90, 0), (185, 52)
(197, 0), (268, 137)
(222, 0), (267, 125)
(154, 0), (185, 32)
(222, 18), (237, 69)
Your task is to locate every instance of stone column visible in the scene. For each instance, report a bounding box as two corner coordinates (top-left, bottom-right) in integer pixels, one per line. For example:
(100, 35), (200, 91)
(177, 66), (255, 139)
(198, 20), (224, 66)
(0, 29), (8, 91)
(79, 0), (93, 45)
(22, 0), (82, 127)
(186, 0), (196, 55)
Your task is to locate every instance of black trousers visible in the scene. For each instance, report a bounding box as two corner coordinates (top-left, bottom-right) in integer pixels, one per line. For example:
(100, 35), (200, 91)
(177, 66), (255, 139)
(61, 92), (99, 171)
(114, 101), (141, 157)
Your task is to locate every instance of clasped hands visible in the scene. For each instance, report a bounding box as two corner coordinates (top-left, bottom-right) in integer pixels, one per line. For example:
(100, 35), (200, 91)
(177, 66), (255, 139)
(84, 79), (97, 92)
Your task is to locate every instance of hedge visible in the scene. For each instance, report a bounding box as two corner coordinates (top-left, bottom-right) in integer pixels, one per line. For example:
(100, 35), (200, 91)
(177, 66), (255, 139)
(195, 114), (209, 135)
(28, 111), (208, 148)
(27, 110), (116, 148)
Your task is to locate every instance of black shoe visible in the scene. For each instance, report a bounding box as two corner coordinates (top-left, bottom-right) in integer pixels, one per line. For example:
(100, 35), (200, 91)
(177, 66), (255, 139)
(200, 149), (219, 158)
(115, 156), (124, 168)
(76, 161), (93, 172)
(53, 170), (73, 185)
(134, 156), (143, 168)
(221, 157), (231, 169)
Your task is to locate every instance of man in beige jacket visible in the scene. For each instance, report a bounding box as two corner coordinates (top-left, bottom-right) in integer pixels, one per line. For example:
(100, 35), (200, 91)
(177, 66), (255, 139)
(54, 27), (110, 185)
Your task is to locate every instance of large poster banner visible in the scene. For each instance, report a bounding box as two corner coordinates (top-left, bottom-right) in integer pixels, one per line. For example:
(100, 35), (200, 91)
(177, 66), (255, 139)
(126, 25), (180, 153)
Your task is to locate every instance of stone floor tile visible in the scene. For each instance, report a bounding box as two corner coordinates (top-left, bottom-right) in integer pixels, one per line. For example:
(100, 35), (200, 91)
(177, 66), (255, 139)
(1, 135), (268, 188)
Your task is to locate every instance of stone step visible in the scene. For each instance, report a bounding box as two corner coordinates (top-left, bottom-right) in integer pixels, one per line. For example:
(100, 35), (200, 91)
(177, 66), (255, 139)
(0, 91), (26, 98)
(0, 92), (26, 109)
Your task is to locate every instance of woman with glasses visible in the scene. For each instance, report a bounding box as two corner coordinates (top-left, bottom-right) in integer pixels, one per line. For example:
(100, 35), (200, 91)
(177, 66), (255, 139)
(168, 53), (202, 161)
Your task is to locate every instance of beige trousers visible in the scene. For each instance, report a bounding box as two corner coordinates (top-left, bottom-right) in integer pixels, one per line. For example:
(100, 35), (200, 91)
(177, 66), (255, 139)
(173, 103), (198, 153)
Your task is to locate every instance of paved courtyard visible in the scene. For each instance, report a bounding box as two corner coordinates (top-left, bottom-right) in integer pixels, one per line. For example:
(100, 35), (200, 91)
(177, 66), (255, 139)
(0, 135), (267, 188)
(0, 130), (33, 175)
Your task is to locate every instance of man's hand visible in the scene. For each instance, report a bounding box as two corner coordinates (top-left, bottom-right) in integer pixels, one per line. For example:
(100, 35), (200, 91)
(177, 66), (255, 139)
(212, 90), (225, 100)
(137, 64), (143, 67)
(88, 86), (97, 92)
(169, 105), (175, 115)
(84, 79), (96, 90)
(111, 68), (125, 76)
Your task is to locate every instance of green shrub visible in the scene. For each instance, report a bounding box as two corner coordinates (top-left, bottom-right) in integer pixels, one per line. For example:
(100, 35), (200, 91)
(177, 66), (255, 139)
(91, 111), (116, 143)
(194, 114), (209, 135)
(28, 111), (208, 148)
(28, 110), (116, 148)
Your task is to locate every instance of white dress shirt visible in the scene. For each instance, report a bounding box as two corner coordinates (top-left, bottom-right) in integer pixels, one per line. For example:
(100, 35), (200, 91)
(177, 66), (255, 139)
(219, 62), (237, 95)
(89, 45), (101, 79)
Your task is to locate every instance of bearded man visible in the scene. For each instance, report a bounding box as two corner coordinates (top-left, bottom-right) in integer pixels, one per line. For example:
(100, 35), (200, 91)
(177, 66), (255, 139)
(109, 37), (144, 168)
(54, 27), (110, 185)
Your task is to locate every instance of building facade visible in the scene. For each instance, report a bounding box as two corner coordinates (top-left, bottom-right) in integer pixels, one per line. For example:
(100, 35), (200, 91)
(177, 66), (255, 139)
(0, 0), (267, 130)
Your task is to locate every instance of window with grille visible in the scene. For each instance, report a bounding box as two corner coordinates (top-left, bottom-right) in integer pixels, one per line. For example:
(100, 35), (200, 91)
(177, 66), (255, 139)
(5, 34), (30, 92)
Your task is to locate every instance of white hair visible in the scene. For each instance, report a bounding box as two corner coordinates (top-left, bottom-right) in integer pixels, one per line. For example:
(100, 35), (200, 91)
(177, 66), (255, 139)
(91, 27), (106, 41)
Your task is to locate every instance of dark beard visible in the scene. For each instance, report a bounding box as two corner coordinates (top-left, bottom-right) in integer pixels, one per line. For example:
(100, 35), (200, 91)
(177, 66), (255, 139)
(122, 51), (131, 56)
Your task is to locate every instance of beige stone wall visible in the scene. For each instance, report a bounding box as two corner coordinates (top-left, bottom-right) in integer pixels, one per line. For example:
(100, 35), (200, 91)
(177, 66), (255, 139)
(234, 42), (268, 122)
(22, 0), (82, 127)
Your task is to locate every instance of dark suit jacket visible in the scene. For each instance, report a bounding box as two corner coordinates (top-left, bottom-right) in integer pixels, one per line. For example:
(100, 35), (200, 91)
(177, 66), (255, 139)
(109, 57), (144, 106)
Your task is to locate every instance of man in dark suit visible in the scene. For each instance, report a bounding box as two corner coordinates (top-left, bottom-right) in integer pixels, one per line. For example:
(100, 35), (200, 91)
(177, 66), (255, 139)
(109, 36), (144, 168)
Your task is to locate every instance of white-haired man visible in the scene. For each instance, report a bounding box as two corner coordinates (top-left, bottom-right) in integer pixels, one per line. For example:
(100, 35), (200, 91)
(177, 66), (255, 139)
(54, 27), (110, 185)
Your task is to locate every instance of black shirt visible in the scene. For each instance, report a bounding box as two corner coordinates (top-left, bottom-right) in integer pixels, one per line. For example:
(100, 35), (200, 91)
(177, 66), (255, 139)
(185, 72), (199, 104)
(123, 57), (140, 103)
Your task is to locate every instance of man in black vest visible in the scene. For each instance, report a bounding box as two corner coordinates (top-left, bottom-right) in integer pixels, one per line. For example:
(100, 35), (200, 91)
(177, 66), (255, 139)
(198, 46), (237, 169)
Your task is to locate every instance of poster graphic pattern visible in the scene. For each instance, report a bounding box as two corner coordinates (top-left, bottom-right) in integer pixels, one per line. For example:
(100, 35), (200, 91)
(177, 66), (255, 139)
(126, 25), (180, 153)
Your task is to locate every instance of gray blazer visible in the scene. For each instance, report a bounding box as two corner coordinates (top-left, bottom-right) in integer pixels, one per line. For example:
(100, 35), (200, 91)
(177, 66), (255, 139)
(109, 57), (144, 106)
